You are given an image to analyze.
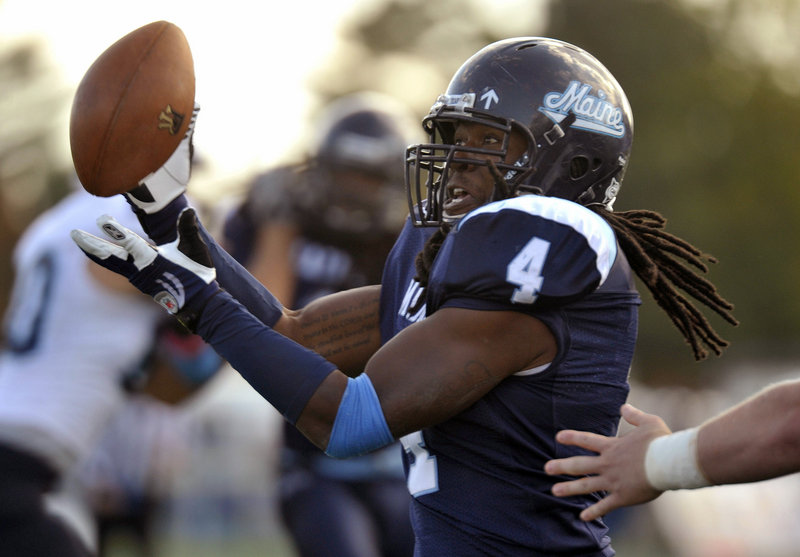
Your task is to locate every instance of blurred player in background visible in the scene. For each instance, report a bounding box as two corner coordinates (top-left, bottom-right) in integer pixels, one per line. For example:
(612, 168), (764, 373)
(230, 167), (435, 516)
(76, 37), (738, 555)
(0, 189), (162, 557)
(77, 316), (222, 557)
(222, 93), (416, 557)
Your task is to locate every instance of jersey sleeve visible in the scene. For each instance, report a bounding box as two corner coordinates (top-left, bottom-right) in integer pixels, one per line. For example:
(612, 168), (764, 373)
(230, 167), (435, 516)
(427, 196), (618, 313)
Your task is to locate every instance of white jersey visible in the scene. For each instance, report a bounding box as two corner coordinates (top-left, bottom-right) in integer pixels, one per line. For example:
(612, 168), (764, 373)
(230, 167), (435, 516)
(0, 191), (162, 473)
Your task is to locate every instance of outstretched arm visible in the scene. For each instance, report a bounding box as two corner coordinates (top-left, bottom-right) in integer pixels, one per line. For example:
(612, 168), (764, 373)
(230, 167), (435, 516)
(121, 104), (382, 372)
(124, 104), (288, 331)
(692, 379), (800, 483)
(546, 380), (800, 521)
(72, 210), (555, 458)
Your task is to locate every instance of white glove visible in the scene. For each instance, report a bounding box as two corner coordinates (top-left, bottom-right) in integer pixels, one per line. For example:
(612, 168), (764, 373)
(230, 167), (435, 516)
(72, 208), (220, 331)
(125, 102), (200, 214)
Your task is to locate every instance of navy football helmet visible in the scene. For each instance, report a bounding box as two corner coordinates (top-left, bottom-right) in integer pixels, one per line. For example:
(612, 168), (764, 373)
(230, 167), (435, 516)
(295, 93), (416, 237)
(313, 93), (410, 179)
(406, 37), (634, 226)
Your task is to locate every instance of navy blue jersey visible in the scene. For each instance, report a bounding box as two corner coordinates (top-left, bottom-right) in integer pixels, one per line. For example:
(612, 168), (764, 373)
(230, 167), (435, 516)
(379, 195), (641, 556)
(378, 217), (436, 339)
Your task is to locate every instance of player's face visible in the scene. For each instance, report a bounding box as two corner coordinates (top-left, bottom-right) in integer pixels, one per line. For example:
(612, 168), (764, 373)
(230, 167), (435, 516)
(443, 122), (527, 219)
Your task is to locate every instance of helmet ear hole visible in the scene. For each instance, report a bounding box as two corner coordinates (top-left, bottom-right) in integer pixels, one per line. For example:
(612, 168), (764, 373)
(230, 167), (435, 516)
(569, 156), (590, 180)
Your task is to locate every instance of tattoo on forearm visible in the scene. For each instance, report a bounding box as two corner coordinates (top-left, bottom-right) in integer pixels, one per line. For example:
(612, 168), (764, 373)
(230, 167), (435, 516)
(298, 295), (379, 360)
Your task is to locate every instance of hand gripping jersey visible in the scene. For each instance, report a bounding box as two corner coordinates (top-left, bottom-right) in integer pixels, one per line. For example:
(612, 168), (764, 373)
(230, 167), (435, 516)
(0, 192), (162, 473)
(380, 195), (641, 556)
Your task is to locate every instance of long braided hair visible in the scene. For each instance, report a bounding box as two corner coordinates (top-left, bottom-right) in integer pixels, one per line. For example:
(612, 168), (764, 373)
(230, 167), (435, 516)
(588, 206), (737, 360)
(408, 174), (738, 361)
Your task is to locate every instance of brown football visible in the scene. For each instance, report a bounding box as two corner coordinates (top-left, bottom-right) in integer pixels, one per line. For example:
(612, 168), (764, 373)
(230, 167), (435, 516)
(70, 21), (195, 197)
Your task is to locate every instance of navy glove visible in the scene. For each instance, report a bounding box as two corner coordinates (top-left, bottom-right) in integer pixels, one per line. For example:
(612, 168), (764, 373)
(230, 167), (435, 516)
(71, 207), (220, 331)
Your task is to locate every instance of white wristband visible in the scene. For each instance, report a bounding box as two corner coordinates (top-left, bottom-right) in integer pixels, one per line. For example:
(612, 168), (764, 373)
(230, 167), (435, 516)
(644, 427), (711, 491)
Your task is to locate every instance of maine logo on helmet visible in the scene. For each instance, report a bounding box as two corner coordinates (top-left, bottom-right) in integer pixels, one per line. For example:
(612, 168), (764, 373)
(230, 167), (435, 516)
(539, 81), (627, 139)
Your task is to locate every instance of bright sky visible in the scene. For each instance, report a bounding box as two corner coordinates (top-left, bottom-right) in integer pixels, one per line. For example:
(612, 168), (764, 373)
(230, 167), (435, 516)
(0, 0), (368, 189)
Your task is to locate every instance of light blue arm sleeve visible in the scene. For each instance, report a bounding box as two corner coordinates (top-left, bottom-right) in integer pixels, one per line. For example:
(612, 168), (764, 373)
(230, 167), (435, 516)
(325, 374), (395, 459)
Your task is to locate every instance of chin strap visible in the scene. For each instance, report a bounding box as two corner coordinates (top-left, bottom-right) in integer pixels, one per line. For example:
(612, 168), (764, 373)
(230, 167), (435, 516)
(488, 160), (513, 202)
(509, 113), (577, 200)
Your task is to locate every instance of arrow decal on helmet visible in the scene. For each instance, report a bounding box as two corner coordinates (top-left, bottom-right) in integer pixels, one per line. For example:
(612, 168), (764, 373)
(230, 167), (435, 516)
(539, 81), (626, 138)
(480, 89), (499, 109)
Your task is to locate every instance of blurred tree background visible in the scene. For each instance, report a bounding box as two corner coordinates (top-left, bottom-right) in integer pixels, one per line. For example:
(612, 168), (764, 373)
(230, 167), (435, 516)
(2, 0), (800, 387)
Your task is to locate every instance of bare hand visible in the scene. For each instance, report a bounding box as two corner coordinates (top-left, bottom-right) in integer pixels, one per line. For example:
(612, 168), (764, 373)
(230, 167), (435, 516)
(544, 403), (670, 521)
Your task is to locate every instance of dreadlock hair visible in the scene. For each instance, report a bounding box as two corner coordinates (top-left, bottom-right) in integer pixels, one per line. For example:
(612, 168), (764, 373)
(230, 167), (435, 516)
(589, 206), (738, 360)
(408, 166), (738, 360)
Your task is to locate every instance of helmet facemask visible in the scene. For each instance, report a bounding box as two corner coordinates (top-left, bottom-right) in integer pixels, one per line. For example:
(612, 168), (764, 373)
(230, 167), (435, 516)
(405, 101), (538, 227)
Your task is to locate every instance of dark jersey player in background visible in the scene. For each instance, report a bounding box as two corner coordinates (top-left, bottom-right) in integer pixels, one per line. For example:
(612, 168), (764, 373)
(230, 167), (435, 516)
(75, 37), (738, 556)
(222, 93), (415, 557)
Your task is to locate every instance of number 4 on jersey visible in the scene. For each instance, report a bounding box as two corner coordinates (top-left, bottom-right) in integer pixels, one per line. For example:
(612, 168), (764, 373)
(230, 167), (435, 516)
(506, 237), (550, 304)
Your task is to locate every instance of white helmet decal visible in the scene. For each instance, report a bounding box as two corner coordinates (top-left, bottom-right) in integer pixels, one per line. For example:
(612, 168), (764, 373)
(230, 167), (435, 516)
(539, 80), (626, 138)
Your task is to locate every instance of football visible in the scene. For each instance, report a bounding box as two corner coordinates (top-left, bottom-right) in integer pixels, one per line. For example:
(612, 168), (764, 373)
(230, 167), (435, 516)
(70, 20), (195, 197)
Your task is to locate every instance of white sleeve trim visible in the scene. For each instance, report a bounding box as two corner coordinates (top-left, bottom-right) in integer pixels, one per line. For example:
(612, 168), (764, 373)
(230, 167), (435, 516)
(460, 195), (617, 285)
